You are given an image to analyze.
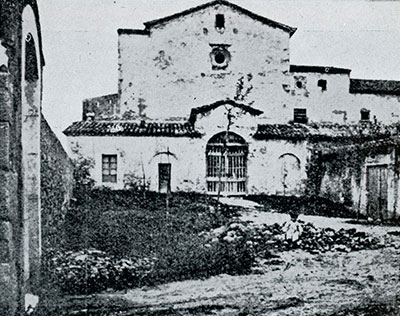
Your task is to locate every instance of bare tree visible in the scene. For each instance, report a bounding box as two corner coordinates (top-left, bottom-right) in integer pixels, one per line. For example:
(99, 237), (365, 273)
(216, 75), (253, 202)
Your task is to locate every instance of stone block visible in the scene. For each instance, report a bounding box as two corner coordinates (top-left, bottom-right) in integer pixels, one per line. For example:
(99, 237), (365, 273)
(0, 221), (13, 263)
(0, 263), (17, 315)
(0, 73), (11, 122)
(0, 171), (18, 221)
(0, 122), (10, 169)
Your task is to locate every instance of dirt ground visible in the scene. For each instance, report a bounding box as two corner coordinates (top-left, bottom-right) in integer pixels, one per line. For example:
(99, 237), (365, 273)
(41, 210), (400, 316)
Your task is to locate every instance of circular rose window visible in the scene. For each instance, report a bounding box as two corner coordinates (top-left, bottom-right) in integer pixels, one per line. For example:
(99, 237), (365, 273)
(210, 46), (230, 70)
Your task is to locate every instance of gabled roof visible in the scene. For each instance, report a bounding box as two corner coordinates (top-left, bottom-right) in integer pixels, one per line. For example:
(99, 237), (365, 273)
(290, 65), (351, 75)
(63, 121), (202, 138)
(143, 0), (297, 37)
(253, 123), (398, 141)
(350, 79), (400, 96)
(189, 99), (263, 123)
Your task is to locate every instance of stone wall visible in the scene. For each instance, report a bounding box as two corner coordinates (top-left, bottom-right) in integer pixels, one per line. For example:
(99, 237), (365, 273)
(40, 117), (73, 251)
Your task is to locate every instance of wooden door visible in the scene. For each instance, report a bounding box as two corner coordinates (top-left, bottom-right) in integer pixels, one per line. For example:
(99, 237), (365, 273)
(366, 165), (388, 220)
(159, 163), (171, 193)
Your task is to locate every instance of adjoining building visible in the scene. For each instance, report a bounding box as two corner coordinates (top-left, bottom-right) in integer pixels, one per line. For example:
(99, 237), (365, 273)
(64, 0), (400, 221)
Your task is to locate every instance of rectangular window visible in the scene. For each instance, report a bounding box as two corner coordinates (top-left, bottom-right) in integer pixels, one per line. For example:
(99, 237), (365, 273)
(293, 108), (308, 124)
(317, 79), (327, 91)
(102, 154), (117, 183)
(215, 14), (225, 29)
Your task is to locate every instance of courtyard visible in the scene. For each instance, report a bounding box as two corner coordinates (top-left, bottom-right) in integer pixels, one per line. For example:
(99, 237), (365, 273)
(34, 192), (400, 316)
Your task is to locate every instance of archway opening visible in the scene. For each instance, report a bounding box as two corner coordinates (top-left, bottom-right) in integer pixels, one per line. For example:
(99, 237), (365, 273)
(279, 153), (301, 195)
(21, 27), (41, 291)
(206, 132), (248, 195)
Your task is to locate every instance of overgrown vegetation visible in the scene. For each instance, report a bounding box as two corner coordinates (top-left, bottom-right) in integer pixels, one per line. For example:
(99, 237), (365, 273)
(59, 189), (253, 290)
(42, 149), (258, 296)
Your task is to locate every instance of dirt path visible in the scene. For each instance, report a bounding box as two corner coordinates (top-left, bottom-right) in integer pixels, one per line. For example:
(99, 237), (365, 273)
(86, 214), (400, 315)
(42, 211), (400, 316)
(91, 243), (398, 315)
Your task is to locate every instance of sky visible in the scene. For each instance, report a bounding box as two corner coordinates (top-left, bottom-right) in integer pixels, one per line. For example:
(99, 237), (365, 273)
(36, 0), (400, 150)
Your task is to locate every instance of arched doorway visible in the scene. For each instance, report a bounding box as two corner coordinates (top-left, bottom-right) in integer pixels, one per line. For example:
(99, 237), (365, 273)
(279, 153), (301, 195)
(206, 132), (248, 195)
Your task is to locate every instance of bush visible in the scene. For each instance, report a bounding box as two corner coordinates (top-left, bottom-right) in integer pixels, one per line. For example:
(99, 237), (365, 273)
(147, 232), (255, 284)
(48, 190), (253, 294)
(46, 249), (156, 295)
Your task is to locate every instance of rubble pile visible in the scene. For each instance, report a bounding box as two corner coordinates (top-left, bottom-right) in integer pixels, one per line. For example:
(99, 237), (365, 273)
(206, 221), (385, 256)
(283, 223), (384, 253)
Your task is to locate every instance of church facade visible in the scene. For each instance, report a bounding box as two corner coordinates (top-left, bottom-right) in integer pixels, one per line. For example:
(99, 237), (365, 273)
(64, 0), (400, 220)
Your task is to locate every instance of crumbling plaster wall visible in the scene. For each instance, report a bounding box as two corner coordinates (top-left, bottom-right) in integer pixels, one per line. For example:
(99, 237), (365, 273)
(118, 4), (292, 121)
(349, 93), (400, 124)
(119, 7), (400, 126)
(318, 149), (399, 219)
(68, 107), (309, 196)
(287, 71), (400, 124)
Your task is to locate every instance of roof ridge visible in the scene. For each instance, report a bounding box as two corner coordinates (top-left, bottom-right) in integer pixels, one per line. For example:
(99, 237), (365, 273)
(143, 0), (296, 36)
(290, 64), (351, 74)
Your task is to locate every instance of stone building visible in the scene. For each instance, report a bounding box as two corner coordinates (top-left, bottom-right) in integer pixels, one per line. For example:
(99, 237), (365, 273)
(0, 1), (73, 314)
(65, 0), (400, 221)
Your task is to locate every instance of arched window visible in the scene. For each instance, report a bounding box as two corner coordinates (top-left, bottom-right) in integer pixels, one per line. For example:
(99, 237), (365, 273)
(206, 132), (248, 195)
(25, 33), (39, 82)
(279, 153), (301, 195)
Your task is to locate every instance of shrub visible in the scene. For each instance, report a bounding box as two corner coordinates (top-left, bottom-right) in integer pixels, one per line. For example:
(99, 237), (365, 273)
(147, 232), (256, 285)
(46, 249), (156, 294)
(54, 190), (252, 294)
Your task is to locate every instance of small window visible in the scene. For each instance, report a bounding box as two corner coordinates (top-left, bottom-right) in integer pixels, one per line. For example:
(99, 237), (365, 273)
(360, 108), (370, 121)
(102, 154), (117, 183)
(215, 14), (225, 29)
(293, 108), (308, 124)
(318, 79), (327, 91)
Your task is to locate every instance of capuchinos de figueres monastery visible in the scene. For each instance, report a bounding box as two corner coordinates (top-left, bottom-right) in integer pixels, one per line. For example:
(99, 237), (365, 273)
(64, 0), (400, 221)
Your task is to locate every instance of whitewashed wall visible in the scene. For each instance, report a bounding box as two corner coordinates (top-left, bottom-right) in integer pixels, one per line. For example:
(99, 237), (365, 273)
(117, 2), (400, 125)
(68, 107), (310, 196)
(118, 3), (291, 121)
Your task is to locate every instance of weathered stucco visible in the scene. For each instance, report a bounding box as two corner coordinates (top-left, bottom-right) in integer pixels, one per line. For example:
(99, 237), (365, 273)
(67, 1), (400, 221)
(116, 2), (400, 125)
(118, 3), (291, 121)
(68, 107), (309, 196)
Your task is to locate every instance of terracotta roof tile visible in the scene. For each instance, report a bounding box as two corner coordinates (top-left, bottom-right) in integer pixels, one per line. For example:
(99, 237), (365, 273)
(63, 121), (202, 138)
(253, 123), (399, 141)
(350, 79), (400, 95)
